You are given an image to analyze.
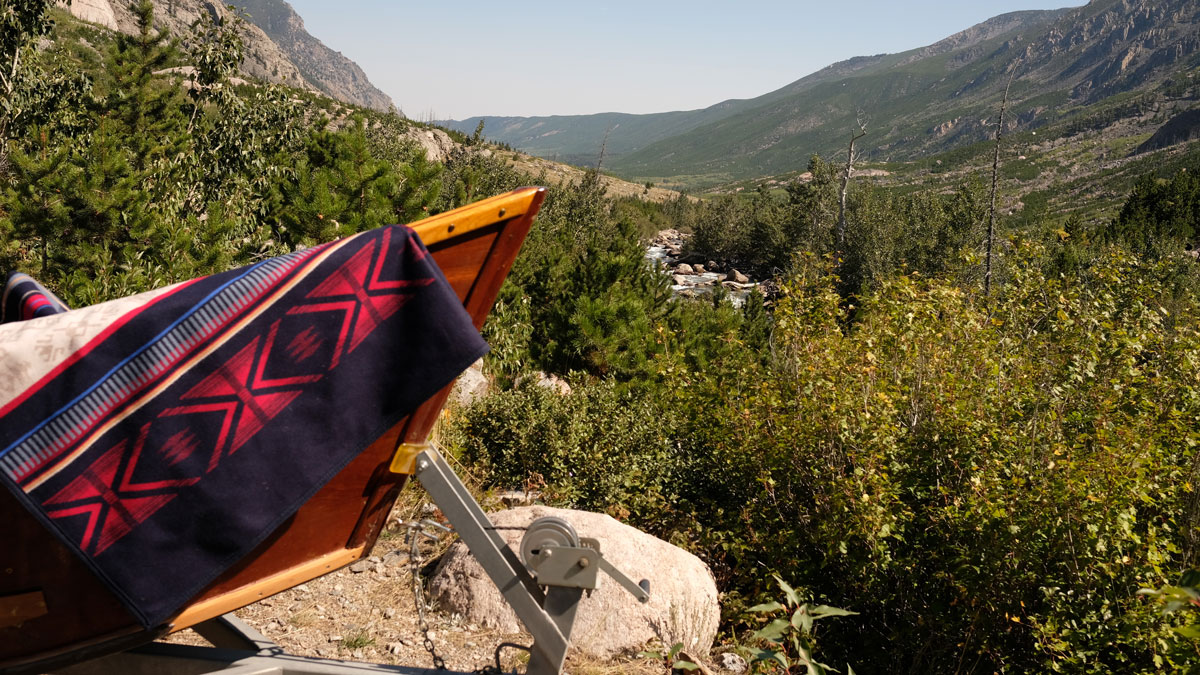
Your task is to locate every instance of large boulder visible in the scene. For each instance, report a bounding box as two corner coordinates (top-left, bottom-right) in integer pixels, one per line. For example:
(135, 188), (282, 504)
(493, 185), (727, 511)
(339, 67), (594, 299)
(429, 506), (719, 659)
(449, 358), (488, 408)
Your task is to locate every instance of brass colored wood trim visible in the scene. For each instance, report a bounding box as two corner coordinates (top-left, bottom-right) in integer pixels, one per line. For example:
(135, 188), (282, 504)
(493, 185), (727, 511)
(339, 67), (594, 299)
(0, 590), (47, 629)
(410, 187), (542, 247)
(168, 546), (365, 632)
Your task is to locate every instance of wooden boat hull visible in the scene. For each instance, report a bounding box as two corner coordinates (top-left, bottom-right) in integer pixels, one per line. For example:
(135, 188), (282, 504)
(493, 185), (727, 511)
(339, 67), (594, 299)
(0, 187), (545, 674)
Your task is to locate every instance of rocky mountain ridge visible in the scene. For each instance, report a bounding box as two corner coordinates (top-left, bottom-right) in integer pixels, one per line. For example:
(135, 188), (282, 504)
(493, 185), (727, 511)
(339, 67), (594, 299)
(610, 0), (1200, 184)
(445, 0), (1200, 188)
(61, 0), (394, 112)
(231, 0), (394, 112)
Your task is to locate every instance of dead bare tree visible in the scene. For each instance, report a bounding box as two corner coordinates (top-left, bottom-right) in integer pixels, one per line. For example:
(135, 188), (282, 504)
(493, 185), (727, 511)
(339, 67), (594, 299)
(595, 125), (614, 173)
(837, 112), (869, 252)
(985, 67), (1018, 298)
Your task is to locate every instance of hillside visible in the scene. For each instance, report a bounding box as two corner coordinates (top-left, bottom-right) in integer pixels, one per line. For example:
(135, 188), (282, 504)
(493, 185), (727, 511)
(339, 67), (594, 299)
(445, 1), (1200, 189)
(613, 0), (1200, 185)
(61, 0), (394, 111)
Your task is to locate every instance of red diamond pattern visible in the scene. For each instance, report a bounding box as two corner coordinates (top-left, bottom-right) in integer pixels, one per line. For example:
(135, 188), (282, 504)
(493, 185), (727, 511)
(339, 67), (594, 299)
(41, 230), (434, 555)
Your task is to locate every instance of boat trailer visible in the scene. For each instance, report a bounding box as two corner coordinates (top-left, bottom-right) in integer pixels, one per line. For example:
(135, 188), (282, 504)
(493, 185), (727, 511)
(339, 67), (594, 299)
(52, 444), (649, 675)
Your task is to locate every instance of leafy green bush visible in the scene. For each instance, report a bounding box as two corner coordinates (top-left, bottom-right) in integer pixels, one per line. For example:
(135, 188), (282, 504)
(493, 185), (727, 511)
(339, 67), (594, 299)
(446, 379), (677, 523)
(455, 241), (1200, 673)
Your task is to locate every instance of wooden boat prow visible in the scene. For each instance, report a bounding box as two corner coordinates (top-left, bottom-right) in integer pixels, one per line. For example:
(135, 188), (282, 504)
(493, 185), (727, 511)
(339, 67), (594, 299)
(0, 187), (546, 674)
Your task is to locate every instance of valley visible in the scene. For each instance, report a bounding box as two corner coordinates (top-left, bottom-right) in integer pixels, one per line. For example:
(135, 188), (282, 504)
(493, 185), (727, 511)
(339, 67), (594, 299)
(4, 0), (1200, 673)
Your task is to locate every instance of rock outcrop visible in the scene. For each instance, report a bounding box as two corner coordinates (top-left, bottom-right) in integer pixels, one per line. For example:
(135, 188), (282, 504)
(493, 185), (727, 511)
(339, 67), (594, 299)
(1137, 107), (1200, 154)
(429, 505), (720, 659)
(403, 127), (456, 163)
(232, 0), (395, 112)
(61, 0), (394, 113)
(63, 0), (117, 30)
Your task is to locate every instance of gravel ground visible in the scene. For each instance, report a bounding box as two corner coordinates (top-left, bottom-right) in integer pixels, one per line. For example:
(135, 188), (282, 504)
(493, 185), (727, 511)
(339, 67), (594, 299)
(162, 494), (666, 675)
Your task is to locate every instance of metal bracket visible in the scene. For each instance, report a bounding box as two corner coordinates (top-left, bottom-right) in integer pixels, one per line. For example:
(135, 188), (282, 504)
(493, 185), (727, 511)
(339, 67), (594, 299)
(52, 613), (457, 674)
(413, 448), (567, 675)
(412, 446), (650, 675)
(389, 442), (430, 475)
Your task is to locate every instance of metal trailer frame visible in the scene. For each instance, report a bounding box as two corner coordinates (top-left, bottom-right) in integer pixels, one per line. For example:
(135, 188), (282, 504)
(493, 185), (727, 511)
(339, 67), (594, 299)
(53, 445), (647, 675)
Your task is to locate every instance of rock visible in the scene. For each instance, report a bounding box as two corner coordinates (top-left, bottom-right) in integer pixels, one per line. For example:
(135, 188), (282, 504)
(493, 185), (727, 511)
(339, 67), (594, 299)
(673, 275), (691, 286)
(692, 264), (706, 274)
(228, 0), (395, 111)
(717, 651), (748, 673)
(349, 561), (370, 573)
(429, 505), (720, 659)
(706, 261), (720, 272)
(405, 128), (456, 163)
(450, 358), (489, 408)
(61, 0), (118, 30)
(674, 263), (695, 275)
(387, 642), (403, 655)
(497, 490), (540, 507)
(726, 270), (750, 284)
(526, 371), (570, 395)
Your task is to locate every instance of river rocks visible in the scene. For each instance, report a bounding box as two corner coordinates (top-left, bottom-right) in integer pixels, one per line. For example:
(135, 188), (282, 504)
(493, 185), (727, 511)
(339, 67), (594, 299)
(429, 505), (719, 659)
(652, 229), (688, 257)
(646, 229), (760, 307)
(726, 269), (750, 284)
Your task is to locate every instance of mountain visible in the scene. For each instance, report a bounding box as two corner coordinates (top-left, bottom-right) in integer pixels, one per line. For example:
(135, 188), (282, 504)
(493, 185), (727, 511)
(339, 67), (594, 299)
(231, 0), (394, 112)
(445, 0), (1200, 187)
(438, 9), (1066, 175)
(61, 0), (394, 112)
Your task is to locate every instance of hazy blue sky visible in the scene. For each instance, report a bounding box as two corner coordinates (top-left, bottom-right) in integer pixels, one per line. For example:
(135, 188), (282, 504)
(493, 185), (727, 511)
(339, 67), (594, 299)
(283, 1), (1086, 121)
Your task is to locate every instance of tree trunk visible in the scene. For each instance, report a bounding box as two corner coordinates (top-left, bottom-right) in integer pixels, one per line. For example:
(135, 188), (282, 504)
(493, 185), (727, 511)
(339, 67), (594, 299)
(837, 126), (867, 252)
(985, 70), (1016, 298)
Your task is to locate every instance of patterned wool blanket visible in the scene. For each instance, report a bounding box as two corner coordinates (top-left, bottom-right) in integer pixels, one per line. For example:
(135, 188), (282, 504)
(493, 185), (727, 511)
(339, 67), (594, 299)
(1, 271), (68, 323)
(0, 226), (487, 627)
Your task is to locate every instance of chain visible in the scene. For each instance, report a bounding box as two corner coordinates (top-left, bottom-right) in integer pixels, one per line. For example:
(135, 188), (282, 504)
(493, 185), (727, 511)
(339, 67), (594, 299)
(407, 519), (447, 671)
(403, 519), (529, 675)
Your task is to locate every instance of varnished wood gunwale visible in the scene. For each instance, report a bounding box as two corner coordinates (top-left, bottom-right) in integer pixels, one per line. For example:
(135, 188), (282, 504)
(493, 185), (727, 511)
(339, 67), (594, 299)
(0, 188), (546, 671)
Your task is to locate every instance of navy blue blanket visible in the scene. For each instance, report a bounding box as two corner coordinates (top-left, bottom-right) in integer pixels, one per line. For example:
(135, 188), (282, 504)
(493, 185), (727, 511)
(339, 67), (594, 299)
(0, 226), (487, 627)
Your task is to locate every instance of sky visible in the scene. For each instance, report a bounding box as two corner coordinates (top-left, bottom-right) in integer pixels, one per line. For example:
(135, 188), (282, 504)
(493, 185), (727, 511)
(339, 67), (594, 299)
(283, 1), (1087, 121)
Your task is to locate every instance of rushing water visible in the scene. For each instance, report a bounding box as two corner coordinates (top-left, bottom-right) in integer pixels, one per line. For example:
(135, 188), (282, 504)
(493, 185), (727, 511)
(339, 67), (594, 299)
(645, 244), (757, 308)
